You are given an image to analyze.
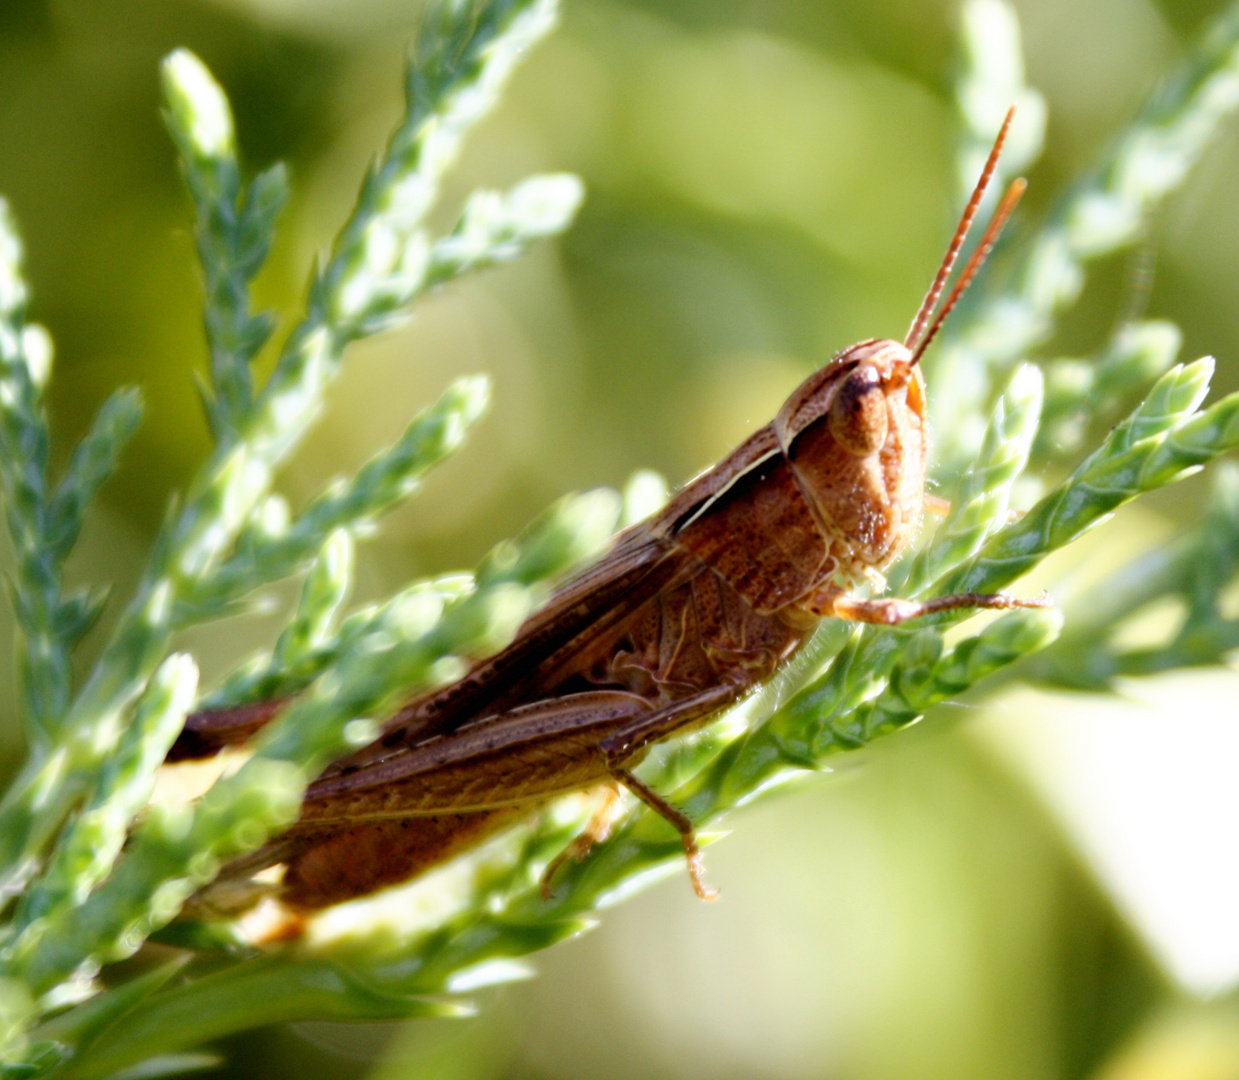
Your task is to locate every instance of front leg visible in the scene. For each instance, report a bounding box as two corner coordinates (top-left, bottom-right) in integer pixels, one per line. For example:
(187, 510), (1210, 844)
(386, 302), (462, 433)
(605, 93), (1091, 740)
(807, 586), (1050, 626)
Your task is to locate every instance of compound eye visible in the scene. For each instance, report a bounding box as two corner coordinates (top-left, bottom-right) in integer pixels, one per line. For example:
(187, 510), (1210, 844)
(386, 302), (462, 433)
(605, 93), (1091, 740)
(828, 365), (888, 455)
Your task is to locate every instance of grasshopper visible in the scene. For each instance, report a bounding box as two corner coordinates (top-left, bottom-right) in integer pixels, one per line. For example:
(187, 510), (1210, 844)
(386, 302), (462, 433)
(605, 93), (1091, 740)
(171, 108), (1043, 911)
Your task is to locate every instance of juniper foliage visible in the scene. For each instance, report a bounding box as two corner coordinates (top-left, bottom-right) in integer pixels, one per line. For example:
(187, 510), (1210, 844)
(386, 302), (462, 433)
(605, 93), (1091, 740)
(1, 0), (1239, 1075)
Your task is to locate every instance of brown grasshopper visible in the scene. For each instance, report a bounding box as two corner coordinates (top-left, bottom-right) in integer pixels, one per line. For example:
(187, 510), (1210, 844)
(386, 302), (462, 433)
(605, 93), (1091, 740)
(171, 108), (1043, 912)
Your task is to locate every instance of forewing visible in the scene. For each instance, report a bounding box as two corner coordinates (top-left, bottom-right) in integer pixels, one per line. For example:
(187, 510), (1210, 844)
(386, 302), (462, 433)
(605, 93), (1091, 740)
(312, 527), (685, 781)
(303, 690), (649, 818)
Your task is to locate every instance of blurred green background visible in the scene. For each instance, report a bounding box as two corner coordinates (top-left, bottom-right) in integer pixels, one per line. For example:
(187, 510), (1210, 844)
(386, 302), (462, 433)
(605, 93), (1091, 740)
(5, 0), (1239, 1077)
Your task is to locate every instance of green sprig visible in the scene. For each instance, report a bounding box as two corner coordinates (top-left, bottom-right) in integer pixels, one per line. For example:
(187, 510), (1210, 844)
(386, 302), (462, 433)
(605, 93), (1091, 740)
(163, 49), (287, 443)
(0, 209), (57, 732)
(40, 954), (464, 1080)
(0, 0), (584, 1062)
(426, 175), (586, 288)
(12, 487), (619, 997)
(933, 0), (1239, 473)
(954, 0), (1046, 206)
(311, 0), (560, 342)
(940, 362), (1239, 600)
(10, 656), (199, 953)
(0, 0), (574, 907)
(198, 572), (471, 714)
(7, 0), (1239, 1072)
(173, 374), (491, 625)
(1035, 320), (1182, 462)
(46, 390), (143, 570)
(1029, 463), (1239, 688)
(908, 362), (1043, 591)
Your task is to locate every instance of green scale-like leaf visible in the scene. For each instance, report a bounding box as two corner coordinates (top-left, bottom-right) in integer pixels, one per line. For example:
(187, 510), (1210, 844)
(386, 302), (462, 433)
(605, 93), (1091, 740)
(8, 0), (1239, 1072)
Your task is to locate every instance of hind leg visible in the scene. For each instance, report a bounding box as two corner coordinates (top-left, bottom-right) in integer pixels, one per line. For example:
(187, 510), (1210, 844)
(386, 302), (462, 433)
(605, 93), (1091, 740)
(540, 784), (623, 899)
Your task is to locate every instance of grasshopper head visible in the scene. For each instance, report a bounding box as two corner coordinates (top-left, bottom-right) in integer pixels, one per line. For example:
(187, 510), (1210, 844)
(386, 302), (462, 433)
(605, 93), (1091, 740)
(773, 339), (928, 572)
(773, 339), (923, 456)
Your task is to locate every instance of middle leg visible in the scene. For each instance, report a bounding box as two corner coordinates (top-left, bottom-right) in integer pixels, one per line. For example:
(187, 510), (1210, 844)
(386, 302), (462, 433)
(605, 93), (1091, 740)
(594, 682), (745, 900)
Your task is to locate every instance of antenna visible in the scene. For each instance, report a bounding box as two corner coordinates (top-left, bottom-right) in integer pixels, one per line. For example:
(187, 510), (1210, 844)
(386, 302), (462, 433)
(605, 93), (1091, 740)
(904, 105), (1022, 363)
(909, 176), (1026, 366)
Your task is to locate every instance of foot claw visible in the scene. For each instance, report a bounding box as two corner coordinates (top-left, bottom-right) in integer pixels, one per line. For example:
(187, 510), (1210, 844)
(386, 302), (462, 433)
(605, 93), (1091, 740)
(686, 850), (718, 901)
(540, 838), (590, 900)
